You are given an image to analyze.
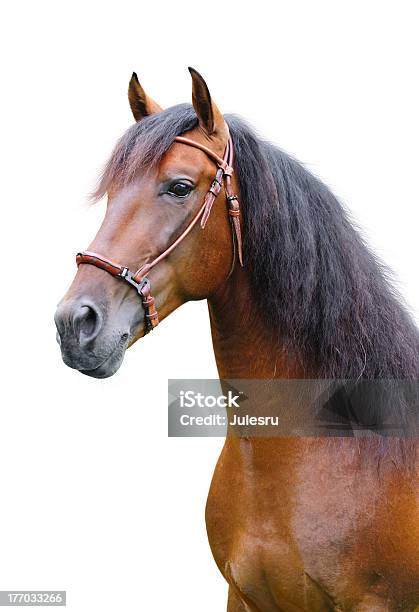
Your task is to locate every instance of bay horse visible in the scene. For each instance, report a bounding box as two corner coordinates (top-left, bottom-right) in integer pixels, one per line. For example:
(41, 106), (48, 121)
(55, 68), (418, 611)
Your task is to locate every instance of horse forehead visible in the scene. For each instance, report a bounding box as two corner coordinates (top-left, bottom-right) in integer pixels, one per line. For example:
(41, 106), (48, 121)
(161, 127), (227, 171)
(159, 143), (214, 175)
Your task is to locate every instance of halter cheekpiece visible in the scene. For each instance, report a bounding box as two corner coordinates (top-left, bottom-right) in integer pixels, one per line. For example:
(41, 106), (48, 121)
(76, 130), (243, 333)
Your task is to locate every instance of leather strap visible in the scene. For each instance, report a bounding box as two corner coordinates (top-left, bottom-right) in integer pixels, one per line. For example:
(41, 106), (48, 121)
(174, 136), (234, 175)
(139, 278), (159, 328)
(76, 251), (159, 331)
(75, 251), (125, 277)
(76, 128), (243, 332)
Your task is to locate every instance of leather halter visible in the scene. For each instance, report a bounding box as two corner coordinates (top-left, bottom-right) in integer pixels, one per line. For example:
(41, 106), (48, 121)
(76, 130), (243, 333)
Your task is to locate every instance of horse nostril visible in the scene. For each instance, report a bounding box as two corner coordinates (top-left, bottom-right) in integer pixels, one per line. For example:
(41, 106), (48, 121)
(73, 304), (102, 345)
(78, 306), (95, 336)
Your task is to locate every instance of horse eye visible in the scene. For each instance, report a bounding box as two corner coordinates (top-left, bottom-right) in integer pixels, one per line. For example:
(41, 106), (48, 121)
(168, 182), (193, 198)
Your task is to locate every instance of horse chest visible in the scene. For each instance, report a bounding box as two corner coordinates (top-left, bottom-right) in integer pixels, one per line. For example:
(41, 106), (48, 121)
(206, 439), (419, 610)
(206, 502), (333, 611)
(205, 441), (320, 609)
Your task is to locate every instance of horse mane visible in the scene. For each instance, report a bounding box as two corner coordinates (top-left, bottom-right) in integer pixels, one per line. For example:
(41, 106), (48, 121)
(94, 103), (419, 381)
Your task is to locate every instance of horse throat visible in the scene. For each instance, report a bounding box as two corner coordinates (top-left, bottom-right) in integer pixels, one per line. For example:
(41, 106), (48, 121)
(207, 266), (308, 380)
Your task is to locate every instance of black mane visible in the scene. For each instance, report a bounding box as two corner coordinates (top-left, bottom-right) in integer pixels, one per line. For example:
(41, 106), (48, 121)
(95, 104), (419, 380)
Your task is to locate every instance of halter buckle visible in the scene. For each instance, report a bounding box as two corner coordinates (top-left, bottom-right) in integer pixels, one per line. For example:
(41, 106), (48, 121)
(120, 268), (148, 295)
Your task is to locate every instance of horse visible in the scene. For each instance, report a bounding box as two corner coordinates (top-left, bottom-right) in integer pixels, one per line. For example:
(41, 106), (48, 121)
(55, 68), (419, 611)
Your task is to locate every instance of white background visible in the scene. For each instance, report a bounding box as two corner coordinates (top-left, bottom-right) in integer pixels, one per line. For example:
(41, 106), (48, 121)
(1, 1), (418, 610)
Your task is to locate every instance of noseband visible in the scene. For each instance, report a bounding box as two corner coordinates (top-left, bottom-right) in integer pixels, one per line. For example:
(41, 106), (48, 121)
(76, 131), (243, 333)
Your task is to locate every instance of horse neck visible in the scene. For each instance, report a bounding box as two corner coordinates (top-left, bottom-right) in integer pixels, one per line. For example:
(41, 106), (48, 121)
(208, 266), (310, 380)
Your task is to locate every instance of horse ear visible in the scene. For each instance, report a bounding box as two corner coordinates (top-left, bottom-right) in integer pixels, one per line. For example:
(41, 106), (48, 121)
(188, 67), (225, 136)
(128, 72), (162, 121)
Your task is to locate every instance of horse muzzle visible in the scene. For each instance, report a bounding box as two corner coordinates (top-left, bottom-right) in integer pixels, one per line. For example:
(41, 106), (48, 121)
(54, 295), (136, 378)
